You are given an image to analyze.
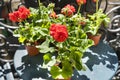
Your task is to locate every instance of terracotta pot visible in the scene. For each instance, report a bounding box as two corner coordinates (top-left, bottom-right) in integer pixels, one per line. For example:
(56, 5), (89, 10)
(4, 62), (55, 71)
(25, 45), (39, 56)
(88, 34), (101, 46)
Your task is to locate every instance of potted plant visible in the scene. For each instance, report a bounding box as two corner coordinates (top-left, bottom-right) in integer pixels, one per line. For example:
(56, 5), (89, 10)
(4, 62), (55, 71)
(39, 1), (94, 80)
(83, 0), (110, 46)
(9, 3), (54, 56)
(8, 0), (110, 79)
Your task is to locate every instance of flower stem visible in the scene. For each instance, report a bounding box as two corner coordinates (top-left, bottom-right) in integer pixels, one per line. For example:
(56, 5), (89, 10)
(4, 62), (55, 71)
(77, 5), (81, 14)
(38, 0), (41, 15)
(58, 43), (63, 60)
(77, 25), (80, 39)
(96, 0), (99, 12)
(38, 0), (41, 7)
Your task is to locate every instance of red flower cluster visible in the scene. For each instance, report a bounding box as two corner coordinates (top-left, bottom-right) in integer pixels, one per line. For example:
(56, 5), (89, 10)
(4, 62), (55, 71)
(76, 0), (86, 5)
(50, 24), (68, 42)
(9, 6), (30, 22)
(61, 4), (76, 17)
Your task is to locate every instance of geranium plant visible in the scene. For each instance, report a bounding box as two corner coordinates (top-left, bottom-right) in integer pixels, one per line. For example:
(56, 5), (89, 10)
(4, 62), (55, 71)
(83, 0), (110, 35)
(39, 1), (94, 80)
(9, 3), (54, 45)
(8, 0), (110, 79)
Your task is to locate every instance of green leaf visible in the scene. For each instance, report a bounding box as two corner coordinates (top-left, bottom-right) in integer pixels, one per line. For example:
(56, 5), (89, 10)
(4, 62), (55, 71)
(42, 57), (56, 69)
(104, 17), (110, 26)
(75, 61), (84, 70)
(50, 66), (61, 79)
(61, 61), (73, 79)
(80, 33), (87, 39)
(50, 61), (73, 79)
(71, 51), (83, 70)
(18, 36), (26, 43)
(40, 47), (54, 53)
(37, 38), (55, 53)
(39, 28), (48, 36)
(43, 53), (52, 64)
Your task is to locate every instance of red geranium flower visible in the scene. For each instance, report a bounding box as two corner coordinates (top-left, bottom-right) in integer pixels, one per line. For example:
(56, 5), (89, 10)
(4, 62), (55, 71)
(61, 4), (76, 17)
(50, 24), (68, 42)
(9, 11), (20, 22)
(76, 0), (86, 5)
(18, 6), (30, 19)
(9, 6), (30, 22)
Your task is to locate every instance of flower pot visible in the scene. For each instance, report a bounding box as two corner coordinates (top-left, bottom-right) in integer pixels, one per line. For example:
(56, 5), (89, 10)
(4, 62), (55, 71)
(88, 34), (101, 46)
(25, 45), (39, 56)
